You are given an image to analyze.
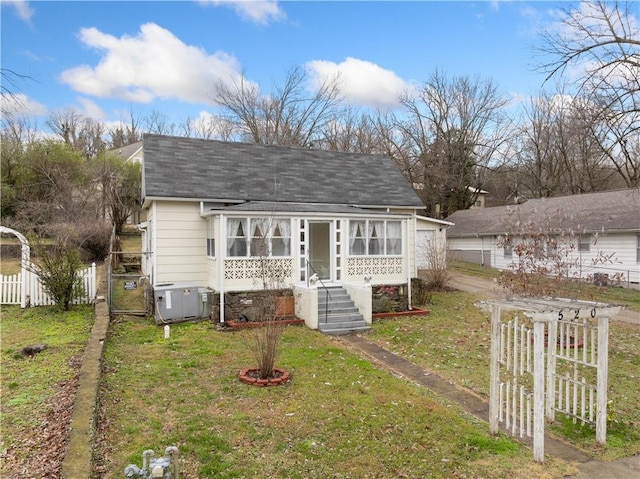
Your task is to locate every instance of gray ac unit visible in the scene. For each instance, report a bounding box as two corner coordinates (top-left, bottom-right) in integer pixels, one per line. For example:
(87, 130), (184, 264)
(154, 283), (204, 324)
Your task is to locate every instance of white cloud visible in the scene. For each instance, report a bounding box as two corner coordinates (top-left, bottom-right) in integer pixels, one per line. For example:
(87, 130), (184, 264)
(75, 97), (105, 120)
(1, 92), (47, 118)
(2, 0), (34, 24)
(60, 23), (252, 105)
(306, 57), (410, 108)
(197, 0), (285, 25)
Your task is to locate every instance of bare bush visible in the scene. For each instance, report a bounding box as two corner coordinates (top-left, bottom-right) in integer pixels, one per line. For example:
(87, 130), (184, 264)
(418, 234), (450, 291)
(496, 207), (623, 297)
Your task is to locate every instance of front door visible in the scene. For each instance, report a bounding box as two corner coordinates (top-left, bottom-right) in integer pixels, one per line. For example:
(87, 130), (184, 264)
(308, 222), (332, 281)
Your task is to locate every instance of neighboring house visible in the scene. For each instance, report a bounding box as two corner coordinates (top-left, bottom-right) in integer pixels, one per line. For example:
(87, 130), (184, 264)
(467, 186), (488, 209)
(139, 134), (446, 332)
(112, 140), (143, 164)
(445, 188), (640, 286)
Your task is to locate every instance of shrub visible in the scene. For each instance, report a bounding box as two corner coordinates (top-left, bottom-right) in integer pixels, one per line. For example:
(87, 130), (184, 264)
(28, 236), (84, 311)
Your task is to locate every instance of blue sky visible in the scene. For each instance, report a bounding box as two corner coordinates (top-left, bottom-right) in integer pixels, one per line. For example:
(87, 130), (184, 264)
(1, 0), (572, 129)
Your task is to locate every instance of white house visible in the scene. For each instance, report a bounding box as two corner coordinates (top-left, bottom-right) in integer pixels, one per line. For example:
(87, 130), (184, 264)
(139, 134), (445, 333)
(445, 189), (640, 287)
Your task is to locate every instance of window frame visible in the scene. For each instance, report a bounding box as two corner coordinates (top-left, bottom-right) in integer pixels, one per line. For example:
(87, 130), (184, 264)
(348, 219), (403, 256)
(206, 217), (215, 258)
(226, 217), (292, 258)
(578, 235), (591, 253)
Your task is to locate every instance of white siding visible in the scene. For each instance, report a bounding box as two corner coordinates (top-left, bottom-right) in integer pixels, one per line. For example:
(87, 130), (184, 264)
(416, 217), (448, 271)
(448, 237), (493, 266)
(154, 201), (207, 286)
(492, 232), (639, 285)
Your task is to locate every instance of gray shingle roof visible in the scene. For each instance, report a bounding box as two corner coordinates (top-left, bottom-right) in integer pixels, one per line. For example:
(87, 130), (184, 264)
(109, 141), (143, 160)
(446, 189), (640, 237)
(142, 134), (423, 208)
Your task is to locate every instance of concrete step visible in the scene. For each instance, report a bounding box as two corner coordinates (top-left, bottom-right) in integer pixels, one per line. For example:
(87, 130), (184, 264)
(318, 320), (370, 336)
(317, 286), (369, 335)
(322, 312), (364, 323)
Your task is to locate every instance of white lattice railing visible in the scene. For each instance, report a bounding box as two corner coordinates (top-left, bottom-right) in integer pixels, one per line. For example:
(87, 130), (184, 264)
(224, 258), (293, 281)
(346, 257), (403, 276)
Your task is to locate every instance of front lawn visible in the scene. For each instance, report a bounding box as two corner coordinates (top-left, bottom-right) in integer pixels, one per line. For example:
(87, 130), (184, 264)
(94, 318), (572, 478)
(366, 291), (640, 460)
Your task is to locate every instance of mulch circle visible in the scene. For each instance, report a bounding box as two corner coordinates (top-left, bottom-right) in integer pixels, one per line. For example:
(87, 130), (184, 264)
(239, 367), (290, 387)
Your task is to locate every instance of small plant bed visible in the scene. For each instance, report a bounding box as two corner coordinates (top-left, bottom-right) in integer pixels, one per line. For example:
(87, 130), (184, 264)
(373, 307), (430, 319)
(238, 367), (291, 386)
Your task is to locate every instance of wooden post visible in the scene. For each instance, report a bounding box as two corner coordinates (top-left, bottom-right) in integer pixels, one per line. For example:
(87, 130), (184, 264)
(533, 318), (546, 463)
(596, 314), (609, 444)
(546, 315), (557, 421)
(489, 304), (501, 436)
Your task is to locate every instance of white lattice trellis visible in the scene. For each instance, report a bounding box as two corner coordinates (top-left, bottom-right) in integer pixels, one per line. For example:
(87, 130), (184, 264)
(346, 257), (403, 276)
(486, 298), (621, 463)
(224, 258), (293, 281)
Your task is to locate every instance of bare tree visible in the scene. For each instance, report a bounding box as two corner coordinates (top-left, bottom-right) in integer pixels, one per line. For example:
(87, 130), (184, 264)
(537, 1), (640, 186)
(0, 68), (32, 120)
(382, 70), (511, 217)
(178, 113), (237, 140)
(47, 109), (107, 158)
(109, 109), (143, 148)
(513, 90), (617, 199)
(316, 108), (383, 153)
(214, 66), (343, 147)
(143, 109), (176, 136)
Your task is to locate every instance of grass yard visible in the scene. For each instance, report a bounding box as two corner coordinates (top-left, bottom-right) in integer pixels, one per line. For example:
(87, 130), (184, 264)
(0, 257), (22, 275)
(366, 291), (640, 461)
(94, 317), (573, 478)
(0, 305), (94, 476)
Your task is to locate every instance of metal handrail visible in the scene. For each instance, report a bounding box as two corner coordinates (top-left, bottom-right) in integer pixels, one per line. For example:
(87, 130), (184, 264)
(306, 259), (332, 324)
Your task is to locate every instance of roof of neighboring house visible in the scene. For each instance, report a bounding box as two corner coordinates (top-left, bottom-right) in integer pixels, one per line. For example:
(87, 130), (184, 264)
(446, 188), (640, 237)
(142, 134), (424, 209)
(110, 141), (143, 161)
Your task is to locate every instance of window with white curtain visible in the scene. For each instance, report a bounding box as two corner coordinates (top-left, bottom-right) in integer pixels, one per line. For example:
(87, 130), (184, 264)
(271, 218), (291, 256)
(250, 218), (268, 257)
(227, 217), (292, 257)
(227, 218), (248, 257)
(349, 220), (366, 255)
(386, 221), (402, 255)
(368, 221), (384, 255)
(349, 219), (402, 256)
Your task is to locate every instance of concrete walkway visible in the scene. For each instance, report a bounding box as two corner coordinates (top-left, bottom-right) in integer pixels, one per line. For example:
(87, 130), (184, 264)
(340, 334), (640, 478)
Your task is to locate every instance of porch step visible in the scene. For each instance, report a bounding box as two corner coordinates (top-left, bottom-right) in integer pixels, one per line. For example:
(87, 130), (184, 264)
(317, 287), (370, 336)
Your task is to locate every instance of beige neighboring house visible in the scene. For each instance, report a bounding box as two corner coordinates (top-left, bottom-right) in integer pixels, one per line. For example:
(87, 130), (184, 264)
(139, 134), (447, 333)
(445, 189), (640, 287)
(468, 186), (488, 209)
(112, 140), (143, 164)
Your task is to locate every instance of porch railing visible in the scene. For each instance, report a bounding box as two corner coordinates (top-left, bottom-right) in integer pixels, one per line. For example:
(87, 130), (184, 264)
(306, 259), (331, 324)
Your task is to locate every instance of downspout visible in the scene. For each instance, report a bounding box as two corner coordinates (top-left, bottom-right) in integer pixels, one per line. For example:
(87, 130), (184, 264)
(219, 214), (226, 324)
(407, 217), (412, 310)
(151, 202), (157, 285)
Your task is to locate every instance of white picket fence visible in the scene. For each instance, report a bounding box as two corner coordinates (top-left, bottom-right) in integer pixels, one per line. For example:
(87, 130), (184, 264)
(0, 262), (96, 307)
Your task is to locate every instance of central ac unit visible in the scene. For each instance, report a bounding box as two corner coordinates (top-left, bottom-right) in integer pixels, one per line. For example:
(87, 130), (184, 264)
(153, 283), (203, 324)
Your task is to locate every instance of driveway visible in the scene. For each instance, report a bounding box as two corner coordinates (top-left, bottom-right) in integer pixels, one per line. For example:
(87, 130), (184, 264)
(448, 271), (640, 326)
